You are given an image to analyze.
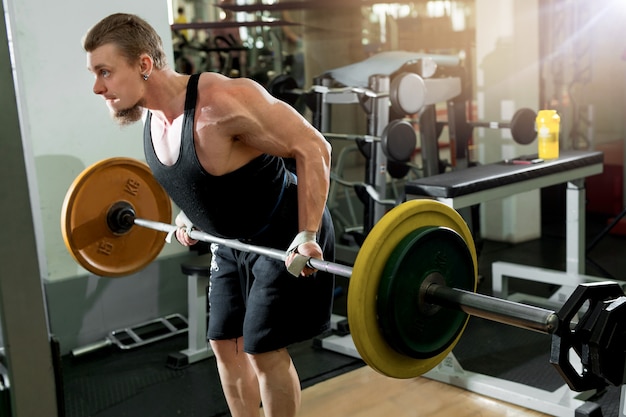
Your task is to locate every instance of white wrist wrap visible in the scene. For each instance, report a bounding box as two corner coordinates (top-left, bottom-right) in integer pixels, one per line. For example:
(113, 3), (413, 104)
(166, 212), (194, 244)
(287, 231), (317, 254)
(286, 231), (317, 277)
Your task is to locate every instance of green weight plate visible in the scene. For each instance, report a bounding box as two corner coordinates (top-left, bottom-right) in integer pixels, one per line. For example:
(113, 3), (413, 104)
(377, 226), (475, 358)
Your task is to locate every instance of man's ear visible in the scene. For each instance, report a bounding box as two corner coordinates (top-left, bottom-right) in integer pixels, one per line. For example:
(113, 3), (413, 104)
(139, 53), (153, 76)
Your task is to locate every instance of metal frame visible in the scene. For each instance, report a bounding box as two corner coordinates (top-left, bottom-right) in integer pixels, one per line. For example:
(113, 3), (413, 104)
(178, 270), (214, 364)
(319, 325), (619, 417)
(317, 333), (601, 417)
(424, 353), (599, 417)
(311, 77), (392, 232)
(489, 176), (607, 304)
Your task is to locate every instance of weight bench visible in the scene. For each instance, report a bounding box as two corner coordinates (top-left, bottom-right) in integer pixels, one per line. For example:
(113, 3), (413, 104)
(405, 149), (605, 304)
(167, 254), (214, 369)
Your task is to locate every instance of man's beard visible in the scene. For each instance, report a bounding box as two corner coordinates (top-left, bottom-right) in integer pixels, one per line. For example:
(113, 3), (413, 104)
(113, 101), (144, 126)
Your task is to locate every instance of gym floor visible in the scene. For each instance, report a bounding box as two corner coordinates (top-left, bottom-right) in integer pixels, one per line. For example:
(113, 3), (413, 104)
(61, 185), (626, 417)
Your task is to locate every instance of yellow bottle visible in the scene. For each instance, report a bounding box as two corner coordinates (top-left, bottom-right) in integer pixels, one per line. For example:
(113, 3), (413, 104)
(536, 110), (560, 159)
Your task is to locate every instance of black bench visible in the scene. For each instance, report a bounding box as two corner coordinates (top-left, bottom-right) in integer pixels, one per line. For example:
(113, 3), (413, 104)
(405, 150), (603, 209)
(404, 149), (605, 302)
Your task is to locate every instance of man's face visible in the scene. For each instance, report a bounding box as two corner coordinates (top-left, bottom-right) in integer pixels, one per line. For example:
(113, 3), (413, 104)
(87, 44), (145, 125)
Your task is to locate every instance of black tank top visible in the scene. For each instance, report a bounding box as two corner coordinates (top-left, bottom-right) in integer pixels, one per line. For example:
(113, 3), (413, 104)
(144, 73), (294, 240)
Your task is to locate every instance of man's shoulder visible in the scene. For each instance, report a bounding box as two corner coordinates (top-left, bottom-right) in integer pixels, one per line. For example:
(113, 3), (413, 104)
(198, 73), (264, 100)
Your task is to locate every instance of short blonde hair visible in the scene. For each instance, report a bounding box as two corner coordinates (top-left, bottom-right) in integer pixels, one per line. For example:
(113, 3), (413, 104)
(83, 13), (168, 70)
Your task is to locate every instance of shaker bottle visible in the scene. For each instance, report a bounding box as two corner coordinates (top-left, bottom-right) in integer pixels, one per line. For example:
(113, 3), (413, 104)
(536, 110), (560, 159)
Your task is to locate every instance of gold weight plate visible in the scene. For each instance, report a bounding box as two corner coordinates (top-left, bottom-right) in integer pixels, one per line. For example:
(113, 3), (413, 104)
(348, 199), (478, 379)
(61, 157), (172, 277)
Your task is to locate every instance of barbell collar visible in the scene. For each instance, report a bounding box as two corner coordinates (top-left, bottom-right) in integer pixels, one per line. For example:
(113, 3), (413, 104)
(107, 202), (136, 235)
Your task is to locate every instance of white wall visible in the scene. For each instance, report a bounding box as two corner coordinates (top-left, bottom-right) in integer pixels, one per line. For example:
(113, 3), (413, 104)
(4, 0), (187, 282)
(475, 0), (542, 242)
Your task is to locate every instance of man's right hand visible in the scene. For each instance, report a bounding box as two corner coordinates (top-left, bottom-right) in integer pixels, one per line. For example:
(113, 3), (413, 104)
(174, 211), (198, 246)
(175, 227), (199, 246)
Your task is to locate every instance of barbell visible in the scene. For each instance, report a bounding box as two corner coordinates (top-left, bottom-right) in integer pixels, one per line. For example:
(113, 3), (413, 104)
(61, 157), (626, 391)
(465, 107), (537, 145)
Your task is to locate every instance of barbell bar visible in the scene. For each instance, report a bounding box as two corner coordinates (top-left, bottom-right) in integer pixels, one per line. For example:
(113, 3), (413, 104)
(61, 157), (626, 391)
(129, 209), (557, 334)
(135, 216), (354, 278)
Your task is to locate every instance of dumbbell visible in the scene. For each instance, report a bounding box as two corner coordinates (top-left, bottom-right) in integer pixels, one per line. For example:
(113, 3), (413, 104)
(464, 108), (537, 145)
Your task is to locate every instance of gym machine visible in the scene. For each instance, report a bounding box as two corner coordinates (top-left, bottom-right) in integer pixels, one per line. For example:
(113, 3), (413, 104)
(267, 51), (538, 241)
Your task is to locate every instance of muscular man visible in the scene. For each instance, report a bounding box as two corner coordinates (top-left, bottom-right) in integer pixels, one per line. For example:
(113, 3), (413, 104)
(83, 13), (335, 417)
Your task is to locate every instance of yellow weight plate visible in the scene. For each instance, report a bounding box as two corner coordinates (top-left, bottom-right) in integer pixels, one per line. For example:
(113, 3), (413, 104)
(348, 199), (477, 379)
(61, 157), (172, 277)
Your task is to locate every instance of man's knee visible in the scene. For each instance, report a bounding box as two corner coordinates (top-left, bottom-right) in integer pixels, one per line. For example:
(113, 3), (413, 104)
(211, 338), (246, 362)
(246, 348), (291, 374)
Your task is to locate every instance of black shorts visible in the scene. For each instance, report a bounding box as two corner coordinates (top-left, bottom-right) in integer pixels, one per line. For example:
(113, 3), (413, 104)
(206, 190), (335, 353)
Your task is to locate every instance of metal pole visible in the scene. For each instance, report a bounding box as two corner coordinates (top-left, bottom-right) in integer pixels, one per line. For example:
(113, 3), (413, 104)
(0, 2), (59, 414)
(365, 74), (390, 232)
(419, 104), (440, 177)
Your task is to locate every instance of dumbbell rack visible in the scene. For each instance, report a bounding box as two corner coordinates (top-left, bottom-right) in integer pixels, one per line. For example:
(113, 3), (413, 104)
(310, 74), (392, 233)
